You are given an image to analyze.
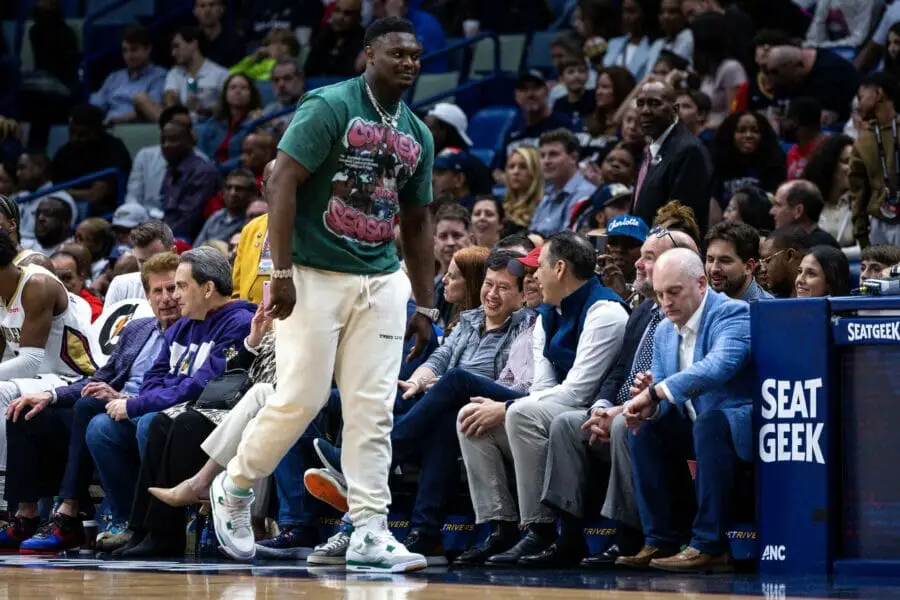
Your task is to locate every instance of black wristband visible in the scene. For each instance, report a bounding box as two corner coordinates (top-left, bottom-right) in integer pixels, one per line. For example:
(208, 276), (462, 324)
(647, 384), (661, 405)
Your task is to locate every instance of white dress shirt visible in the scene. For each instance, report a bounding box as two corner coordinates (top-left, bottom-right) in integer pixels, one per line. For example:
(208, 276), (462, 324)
(648, 118), (679, 162)
(105, 271), (147, 305)
(528, 299), (629, 408)
(658, 289), (709, 420)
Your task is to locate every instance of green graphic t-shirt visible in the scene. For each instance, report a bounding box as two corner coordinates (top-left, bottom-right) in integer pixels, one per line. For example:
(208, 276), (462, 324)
(277, 76), (434, 275)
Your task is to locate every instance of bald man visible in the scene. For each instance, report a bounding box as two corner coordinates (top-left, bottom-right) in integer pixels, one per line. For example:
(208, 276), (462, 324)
(764, 44), (859, 125)
(240, 131), (278, 178)
(769, 180), (840, 249)
(614, 248), (753, 573)
(631, 81), (713, 236)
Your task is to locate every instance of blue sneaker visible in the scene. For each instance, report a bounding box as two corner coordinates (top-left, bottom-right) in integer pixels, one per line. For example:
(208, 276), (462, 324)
(0, 516), (40, 554)
(255, 526), (317, 560)
(313, 438), (343, 478)
(19, 514), (84, 555)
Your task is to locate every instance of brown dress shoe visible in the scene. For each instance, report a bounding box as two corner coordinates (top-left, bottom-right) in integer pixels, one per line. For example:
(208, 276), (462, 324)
(649, 546), (733, 573)
(615, 545), (679, 569)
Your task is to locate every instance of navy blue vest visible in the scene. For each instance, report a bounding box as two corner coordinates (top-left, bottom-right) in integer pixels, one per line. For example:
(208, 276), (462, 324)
(537, 277), (624, 383)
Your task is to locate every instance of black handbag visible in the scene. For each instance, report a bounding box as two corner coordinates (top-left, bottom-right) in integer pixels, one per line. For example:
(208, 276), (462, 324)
(194, 370), (253, 410)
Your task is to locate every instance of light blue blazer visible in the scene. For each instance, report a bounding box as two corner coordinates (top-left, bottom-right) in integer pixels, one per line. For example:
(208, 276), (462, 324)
(651, 290), (755, 462)
(603, 35), (653, 81)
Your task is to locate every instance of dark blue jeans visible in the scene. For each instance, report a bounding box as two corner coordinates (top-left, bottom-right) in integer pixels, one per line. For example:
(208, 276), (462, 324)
(394, 368), (526, 535)
(629, 407), (740, 555)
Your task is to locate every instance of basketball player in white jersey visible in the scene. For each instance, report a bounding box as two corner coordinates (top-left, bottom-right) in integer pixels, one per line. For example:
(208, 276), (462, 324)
(0, 228), (95, 471)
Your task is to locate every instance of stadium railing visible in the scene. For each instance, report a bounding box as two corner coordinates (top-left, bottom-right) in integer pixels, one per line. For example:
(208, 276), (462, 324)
(13, 167), (126, 224)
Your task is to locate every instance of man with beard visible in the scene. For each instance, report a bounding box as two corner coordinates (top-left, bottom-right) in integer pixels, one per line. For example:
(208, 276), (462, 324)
(23, 197), (72, 257)
(758, 226), (810, 298)
(704, 221), (771, 301)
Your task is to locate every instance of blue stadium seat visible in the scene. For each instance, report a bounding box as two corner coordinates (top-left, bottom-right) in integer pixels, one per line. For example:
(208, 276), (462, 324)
(256, 79), (276, 107)
(849, 259), (861, 289)
(46, 124), (69, 158)
(469, 148), (495, 167)
(467, 107), (518, 153)
(526, 31), (557, 71)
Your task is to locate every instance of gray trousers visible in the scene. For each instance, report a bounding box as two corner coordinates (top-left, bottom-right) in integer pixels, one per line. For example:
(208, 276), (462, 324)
(458, 398), (573, 525)
(541, 411), (640, 530)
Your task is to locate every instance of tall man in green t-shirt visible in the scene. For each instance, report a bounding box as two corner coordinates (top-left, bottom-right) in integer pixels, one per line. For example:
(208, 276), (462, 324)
(208, 17), (437, 572)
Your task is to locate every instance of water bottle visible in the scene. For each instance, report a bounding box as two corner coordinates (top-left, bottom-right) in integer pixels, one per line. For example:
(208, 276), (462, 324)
(185, 507), (198, 557)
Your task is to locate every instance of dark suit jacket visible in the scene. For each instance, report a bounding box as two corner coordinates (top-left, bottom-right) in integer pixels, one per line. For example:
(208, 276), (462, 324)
(55, 317), (158, 408)
(632, 122), (713, 235)
(592, 298), (657, 407)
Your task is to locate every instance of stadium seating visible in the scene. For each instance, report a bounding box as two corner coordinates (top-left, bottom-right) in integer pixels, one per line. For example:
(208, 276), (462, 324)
(467, 107), (518, 153)
(19, 18), (84, 71)
(111, 123), (159, 158)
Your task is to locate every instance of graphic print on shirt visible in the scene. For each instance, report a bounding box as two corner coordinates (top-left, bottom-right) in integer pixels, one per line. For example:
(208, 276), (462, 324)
(323, 117), (423, 246)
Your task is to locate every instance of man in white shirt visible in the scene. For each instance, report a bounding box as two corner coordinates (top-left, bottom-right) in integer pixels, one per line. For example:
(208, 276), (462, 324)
(457, 232), (628, 566)
(105, 221), (178, 304)
(619, 248), (754, 573)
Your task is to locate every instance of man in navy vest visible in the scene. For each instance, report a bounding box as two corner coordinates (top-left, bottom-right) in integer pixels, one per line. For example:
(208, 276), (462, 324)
(457, 231), (629, 566)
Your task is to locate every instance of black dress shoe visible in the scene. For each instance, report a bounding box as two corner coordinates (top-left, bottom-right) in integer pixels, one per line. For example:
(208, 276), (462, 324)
(581, 543), (630, 569)
(110, 530), (145, 557)
(454, 530), (519, 566)
(120, 531), (184, 558)
(485, 531), (552, 566)
(519, 539), (588, 568)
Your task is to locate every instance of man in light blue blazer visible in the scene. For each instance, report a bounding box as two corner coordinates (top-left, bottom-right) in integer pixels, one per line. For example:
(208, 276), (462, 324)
(619, 248), (753, 573)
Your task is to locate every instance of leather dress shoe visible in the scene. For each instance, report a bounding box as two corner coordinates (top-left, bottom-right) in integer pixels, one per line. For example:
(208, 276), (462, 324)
(485, 531), (552, 566)
(615, 545), (679, 569)
(454, 530), (519, 566)
(519, 539), (588, 568)
(581, 543), (631, 569)
(649, 547), (733, 573)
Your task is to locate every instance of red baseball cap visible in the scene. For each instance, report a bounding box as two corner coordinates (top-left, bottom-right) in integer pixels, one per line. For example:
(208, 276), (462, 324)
(507, 246), (541, 277)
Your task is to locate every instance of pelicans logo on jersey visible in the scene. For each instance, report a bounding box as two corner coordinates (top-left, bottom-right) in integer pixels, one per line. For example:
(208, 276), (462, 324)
(61, 326), (98, 377)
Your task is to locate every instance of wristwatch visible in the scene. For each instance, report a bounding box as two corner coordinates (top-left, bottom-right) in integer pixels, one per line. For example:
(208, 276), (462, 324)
(415, 306), (440, 322)
(270, 269), (293, 280)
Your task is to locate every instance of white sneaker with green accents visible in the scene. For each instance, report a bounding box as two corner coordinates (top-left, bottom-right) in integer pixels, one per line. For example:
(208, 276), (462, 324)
(346, 515), (427, 573)
(209, 471), (256, 561)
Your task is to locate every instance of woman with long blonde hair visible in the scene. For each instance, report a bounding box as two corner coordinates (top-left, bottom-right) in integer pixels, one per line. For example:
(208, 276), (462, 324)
(442, 246), (490, 336)
(503, 146), (545, 235)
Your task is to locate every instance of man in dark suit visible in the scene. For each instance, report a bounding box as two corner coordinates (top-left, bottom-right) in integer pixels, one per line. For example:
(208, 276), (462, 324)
(0, 253), (182, 554)
(632, 81), (713, 235)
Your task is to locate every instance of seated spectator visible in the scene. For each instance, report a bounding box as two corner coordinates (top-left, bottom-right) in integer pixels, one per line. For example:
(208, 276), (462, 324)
(601, 214), (648, 304)
(51, 244), (104, 321)
(197, 73), (263, 163)
(530, 129), (597, 236)
(306, 0), (366, 78)
(230, 29), (300, 81)
(432, 204), (473, 327)
(618, 248), (753, 573)
(243, 0), (322, 45)
(106, 220), (178, 304)
(884, 22), (900, 81)
(705, 221), (772, 301)
(204, 132), (275, 217)
(711, 111), (786, 207)
(162, 118), (223, 241)
(136, 26), (228, 123)
(764, 44), (859, 126)
(440, 246), (490, 335)
(759, 225), (811, 298)
(795, 244), (851, 298)
(646, 0), (694, 70)
(722, 186), (775, 232)
(502, 71), (581, 172)
(261, 59), (306, 137)
(309, 248), (535, 565)
(855, 2), (900, 72)
(802, 134), (855, 248)
(124, 106), (208, 218)
(603, 0), (655, 80)
(471, 197), (504, 249)
(74, 218), (115, 281)
(580, 142), (639, 192)
(547, 31), (599, 107)
(691, 12), (748, 128)
(22, 197), (72, 256)
(502, 146), (544, 236)
(196, 169), (258, 246)
(580, 67), (636, 160)
(552, 58), (596, 128)
(111, 203), (153, 248)
(805, 0), (877, 50)
(84, 249), (254, 545)
(770, 180), (841, 248)
(850, 72), (900, 249)
(0, 252), (181, 554)
(193, 0), (244, 68)
(12, 152), (76, 246)
(571, 183), (633, 234)
(783, 97), (823, 181)
(860, 244), (900, 286)
(89, 25), (167, 124)
(457, 233), (628, 566)
(674, 89), (712, 140)
(383, 0), (447, 73)
(50, 104), (133, 217)
(425, 103), (493, 196)
(432, 149), (474, 211)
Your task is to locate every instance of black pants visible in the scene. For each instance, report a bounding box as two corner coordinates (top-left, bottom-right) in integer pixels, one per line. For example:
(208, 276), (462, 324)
(129, 410), (215, 542)
(5, 400), (101, 513)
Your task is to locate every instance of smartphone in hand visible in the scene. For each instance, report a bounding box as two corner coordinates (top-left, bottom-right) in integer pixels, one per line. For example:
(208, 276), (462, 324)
(262, 280), (271, 309)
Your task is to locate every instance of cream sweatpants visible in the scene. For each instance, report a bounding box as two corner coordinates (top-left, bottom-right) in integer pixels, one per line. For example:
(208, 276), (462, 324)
(227, 265), (410, 526)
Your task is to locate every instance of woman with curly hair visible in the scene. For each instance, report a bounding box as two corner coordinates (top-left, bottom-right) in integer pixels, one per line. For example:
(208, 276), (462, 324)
(801, 133), (855, 248)
(711, 111), (786, 208)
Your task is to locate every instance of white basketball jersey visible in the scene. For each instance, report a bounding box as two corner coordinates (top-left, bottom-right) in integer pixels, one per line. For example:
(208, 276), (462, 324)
(0, 265), (97, 378)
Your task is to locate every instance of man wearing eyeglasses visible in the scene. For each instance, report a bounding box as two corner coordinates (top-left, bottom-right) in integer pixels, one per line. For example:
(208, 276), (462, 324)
(758, 226), (811, 298)
(194, 169), (260, 246)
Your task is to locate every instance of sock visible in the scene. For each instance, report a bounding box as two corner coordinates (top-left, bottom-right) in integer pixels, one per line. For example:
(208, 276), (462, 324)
(223, 476), (252, 498)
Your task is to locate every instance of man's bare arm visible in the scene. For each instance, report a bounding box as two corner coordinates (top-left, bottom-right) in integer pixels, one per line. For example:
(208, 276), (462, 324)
(399, 203), (434, 308)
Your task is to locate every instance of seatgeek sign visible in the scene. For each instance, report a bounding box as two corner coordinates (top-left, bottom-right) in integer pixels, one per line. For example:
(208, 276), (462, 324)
(759, 378), (824, 464)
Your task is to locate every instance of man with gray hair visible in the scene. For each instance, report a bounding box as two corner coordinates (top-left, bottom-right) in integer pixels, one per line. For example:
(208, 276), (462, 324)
(84, 246), (254, 554)
(105, 220), (178, 305)
(618, 247), (754, 573)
